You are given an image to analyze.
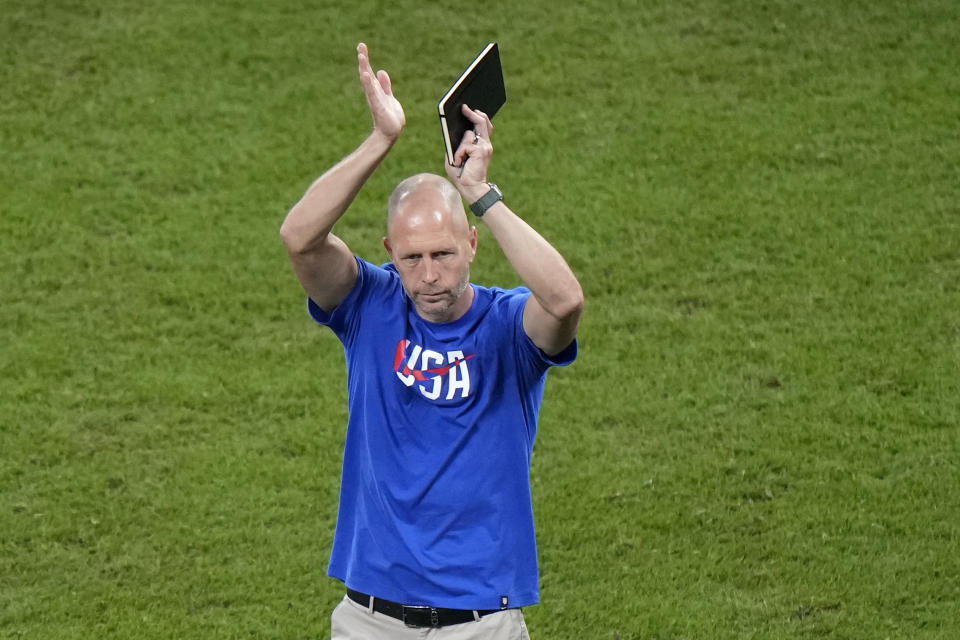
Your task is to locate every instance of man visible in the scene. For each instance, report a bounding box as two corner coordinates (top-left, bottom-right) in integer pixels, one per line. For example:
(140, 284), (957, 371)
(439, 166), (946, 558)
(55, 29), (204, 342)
(280, 43), (583, 639)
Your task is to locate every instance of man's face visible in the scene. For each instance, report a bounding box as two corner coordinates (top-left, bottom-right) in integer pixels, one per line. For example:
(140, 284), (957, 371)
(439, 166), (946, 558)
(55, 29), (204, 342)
(384, 191), (477, 323)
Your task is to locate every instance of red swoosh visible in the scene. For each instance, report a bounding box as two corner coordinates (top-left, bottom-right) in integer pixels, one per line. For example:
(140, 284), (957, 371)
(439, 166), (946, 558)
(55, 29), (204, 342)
(393, 340), (475, 380)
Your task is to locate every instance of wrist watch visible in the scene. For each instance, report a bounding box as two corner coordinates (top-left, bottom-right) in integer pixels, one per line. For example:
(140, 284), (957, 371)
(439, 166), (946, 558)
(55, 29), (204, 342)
(468, 183), (503, 217)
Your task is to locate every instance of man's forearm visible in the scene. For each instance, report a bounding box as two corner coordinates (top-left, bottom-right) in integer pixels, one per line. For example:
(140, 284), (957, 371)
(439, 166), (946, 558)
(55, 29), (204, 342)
(476, 200), (583, 320)
(280, 131), (395, 253)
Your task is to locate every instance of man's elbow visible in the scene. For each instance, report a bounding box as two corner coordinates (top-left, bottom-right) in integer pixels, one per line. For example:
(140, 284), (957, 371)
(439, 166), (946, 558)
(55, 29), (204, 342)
(279, 226), (298, 254)
(553, 283), (585, 322)
(279, 221), (311, 255)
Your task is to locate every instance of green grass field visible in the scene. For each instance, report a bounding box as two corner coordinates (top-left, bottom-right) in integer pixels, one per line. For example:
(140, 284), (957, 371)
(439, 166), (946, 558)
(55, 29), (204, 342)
(2, 1), (958, 638)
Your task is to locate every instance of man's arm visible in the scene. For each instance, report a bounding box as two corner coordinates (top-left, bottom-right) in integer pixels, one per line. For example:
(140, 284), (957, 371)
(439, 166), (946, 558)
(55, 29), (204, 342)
(445, 106), (584, 356)
(279, 43), (405, 312)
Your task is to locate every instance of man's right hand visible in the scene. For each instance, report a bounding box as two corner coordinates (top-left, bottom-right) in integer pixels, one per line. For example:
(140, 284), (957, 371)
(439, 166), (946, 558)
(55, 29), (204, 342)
(357, 43), (405, 142)
(280, 43), (403, 312)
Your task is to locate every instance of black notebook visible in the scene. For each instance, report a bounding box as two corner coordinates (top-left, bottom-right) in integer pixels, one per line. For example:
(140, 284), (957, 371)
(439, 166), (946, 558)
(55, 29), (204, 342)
(438, 42), (507, 166)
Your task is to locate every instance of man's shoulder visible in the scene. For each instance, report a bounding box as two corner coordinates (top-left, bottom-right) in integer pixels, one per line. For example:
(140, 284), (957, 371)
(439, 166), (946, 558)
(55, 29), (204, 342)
(354, 258), (403, 292)
(466, 283), (531, 328)
(308, 258), (404, 330)
(473, 282), (530, 307)
(374, 259), (400, 275)
(325, 258), (404, 317)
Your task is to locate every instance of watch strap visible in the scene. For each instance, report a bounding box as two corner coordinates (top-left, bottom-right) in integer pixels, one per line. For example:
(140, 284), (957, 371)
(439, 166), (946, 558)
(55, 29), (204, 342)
(469, 183), (503, 217)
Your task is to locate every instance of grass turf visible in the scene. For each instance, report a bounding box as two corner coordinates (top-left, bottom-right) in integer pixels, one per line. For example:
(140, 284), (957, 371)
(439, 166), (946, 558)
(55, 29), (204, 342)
(2, 1), (958, 638)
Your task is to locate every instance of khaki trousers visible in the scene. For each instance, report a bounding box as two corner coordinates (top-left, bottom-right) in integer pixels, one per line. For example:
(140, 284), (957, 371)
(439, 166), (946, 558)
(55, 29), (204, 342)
(330, 595), (532, 640)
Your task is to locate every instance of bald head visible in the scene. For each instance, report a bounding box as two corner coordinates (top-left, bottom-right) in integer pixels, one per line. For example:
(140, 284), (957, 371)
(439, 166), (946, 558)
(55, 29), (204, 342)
(386, 173), (468, 238)
(382, 173), (478, 323)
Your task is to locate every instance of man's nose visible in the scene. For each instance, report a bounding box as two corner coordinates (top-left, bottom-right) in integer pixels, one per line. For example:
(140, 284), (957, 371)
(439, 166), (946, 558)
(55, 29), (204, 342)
(422, 259), (439, 283)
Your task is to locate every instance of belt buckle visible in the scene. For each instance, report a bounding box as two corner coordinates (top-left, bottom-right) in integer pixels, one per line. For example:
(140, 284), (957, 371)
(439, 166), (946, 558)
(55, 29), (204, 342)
(402, 605), (440, 628)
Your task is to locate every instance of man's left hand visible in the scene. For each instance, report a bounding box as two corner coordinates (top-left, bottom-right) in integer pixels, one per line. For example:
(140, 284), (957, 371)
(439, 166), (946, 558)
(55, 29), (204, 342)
(445, 104), (494, 202)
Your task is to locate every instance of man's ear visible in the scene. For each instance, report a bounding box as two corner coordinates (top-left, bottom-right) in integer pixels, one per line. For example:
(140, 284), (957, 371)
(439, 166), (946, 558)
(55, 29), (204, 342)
(383, 236), (393, 257)
(468, 227), (478, 261)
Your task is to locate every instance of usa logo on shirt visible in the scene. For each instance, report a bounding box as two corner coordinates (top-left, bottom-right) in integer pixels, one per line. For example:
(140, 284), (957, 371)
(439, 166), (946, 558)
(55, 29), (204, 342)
(393, 339), (475, 400)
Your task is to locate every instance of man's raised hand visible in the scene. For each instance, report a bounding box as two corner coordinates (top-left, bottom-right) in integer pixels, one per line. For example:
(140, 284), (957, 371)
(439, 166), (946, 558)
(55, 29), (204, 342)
(357, 43), (405, 142)
(445, 104), (494, 199)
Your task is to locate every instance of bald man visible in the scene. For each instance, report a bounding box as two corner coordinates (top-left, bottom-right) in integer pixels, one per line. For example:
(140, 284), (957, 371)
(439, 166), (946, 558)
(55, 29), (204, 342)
(280, 44), (583, 639)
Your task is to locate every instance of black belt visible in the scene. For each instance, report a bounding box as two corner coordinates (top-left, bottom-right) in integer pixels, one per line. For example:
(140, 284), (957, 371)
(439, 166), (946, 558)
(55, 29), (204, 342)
(346, 589), (500, 628)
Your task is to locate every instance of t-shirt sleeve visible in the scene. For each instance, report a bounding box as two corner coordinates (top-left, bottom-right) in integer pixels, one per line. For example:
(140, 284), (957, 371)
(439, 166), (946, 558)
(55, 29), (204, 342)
(306, 257), (397, 347)
(502, 288), (578, 374)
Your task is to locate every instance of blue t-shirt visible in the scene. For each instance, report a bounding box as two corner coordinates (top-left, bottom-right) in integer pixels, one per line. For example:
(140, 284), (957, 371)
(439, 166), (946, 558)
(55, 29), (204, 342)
(307, 257), (577, 610)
